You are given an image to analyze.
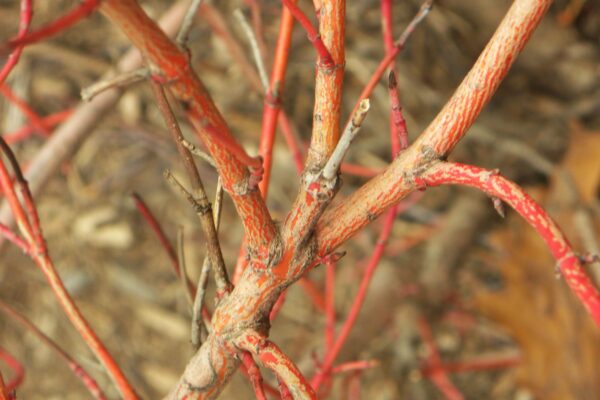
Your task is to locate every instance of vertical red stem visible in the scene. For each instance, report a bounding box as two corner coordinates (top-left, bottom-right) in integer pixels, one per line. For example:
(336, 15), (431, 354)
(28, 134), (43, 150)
(0, 0), (32, 85)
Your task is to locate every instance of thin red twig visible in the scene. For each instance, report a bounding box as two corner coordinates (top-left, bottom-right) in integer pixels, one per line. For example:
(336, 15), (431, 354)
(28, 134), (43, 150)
(331, 359), (379, 374)
(0, 222), (28, 254)
(417, 317), (465, 400)
(312, 205), (399, 390)
(131, 193), (196, 297)
(0, 84), (50, 137)
(0, 138), (138, 399)
(0, 300), (106, 399)
(280, 0), (334, 68)
(4, 108), (72, 144)
(239, 352), (267, 400)
(325, 258), (336, 351)
(0, 348), (24, 394)
(0, 0), (32, 85)
(422, 162), (600, 327)
(6, 0), (100, 49)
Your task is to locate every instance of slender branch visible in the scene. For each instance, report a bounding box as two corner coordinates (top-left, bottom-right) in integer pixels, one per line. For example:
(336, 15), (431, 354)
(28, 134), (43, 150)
(100, 0), (277, 255)
(421, 162), (600, 327)
(5, 0), (100, 49)
(280, 0), (334, 68)
(316, 0), (553, 255)
(0, 348), (24, 394)
(312, 204), (398, 390)
(348, 0), (432, 118)
(239, 352), (267, 400)
(164, 170), (231, 297)
(417, 317), (464, 400)
(0, 84), (51, 136)
(0, 138), (138, 399)
(388, 71), (409, 152)
(0, 0), (32, 85)
(0, 300), (106, 399)
(4, 108), (72, 144)
(177, 227), (194, 307)
(81, 67), (149, 101)
(304, 0), (346, 167)
(191, 179), (224, 350)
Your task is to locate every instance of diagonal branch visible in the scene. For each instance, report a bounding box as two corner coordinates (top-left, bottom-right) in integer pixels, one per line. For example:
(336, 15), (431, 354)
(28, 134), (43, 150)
(315, 0), (553, 255)
(304, 0), (346, 168)
(420, 162), (600, 328)
(99, 0), (277, 256)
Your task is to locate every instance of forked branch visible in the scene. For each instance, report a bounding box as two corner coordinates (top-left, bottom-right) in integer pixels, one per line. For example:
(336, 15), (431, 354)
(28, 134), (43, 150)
(99, 0), (278, 256)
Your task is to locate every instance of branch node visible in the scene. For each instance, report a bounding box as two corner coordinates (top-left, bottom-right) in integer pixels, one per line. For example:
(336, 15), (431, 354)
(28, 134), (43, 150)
(164, 170), (212, 215)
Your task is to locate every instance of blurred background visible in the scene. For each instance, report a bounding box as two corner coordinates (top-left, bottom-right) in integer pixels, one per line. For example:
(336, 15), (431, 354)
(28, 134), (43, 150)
(0, 0), (599, 398)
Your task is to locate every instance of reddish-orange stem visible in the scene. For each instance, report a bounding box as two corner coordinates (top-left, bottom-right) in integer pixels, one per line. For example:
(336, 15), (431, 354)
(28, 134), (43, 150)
(312, 205), (398, 390)
(100, 0), (277, 254)
(0, 140), (138, 398)
(422, 162), (600, 328)
(0, 300), (106, 399)
(417, 318), (464, 400)
(239, 352), (267, 400)
(280, 0), (334, 68)
(6, 0), (100, 49)
(324, 259), (336, 351)
(4, 109), (72, 144)
(304, 0), (345, 167)
(258, 3), (295, 196)
(0, 84), (50, 137)
(331, 359), (379, 374)
(0, 348), (23, 394)
(317, 0), (553, 255)
(0, 0), (32, 85)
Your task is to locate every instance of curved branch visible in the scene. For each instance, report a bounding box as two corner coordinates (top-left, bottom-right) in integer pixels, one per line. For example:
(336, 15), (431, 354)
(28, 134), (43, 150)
(316, 0), (552, 254)
(421, 162), (600, 328)
(100, 0), (277, 254)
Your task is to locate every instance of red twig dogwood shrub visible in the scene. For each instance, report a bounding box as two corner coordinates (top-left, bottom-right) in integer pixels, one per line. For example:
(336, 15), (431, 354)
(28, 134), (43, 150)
(1, 0), (599, 399)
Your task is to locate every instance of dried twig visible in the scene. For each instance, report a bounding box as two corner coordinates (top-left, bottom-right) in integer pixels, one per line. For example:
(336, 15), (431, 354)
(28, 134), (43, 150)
(81, 67), (149, 102)
(322, 99), (370, 180)
(176, 0), (204, 46)
(234, 9), (269, 91)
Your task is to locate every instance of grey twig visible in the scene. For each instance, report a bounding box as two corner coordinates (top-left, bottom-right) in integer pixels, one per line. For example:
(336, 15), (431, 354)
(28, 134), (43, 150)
(176, 0), (204, 46)
(181, 139), (216, 168)
(177, 227), (193, 308)
(81, 67), (149, 102)
(322, 99), (371, 180)
(395, 0), (434, 48)
(233, 9), (269, 91)
(191, 178), (224, 350)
